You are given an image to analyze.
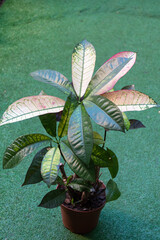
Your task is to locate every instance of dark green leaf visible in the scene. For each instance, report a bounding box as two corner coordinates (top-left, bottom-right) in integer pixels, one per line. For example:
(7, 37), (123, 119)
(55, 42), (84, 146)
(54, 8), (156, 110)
(60, 140), (96, 182)
(38, 189), (66, 208)
(3, 134), (52, 169)
(121, 85), (135, 90)
(129, 119), (146, 130)
(68, 104), (93, 165)
(107, 148), (119, 178)
(39, 113), (56, 137)
(58, 93), (78, 138)
(83, 95), (125, 132)
(68, 178), (92, 192)
(51, 175), (64, 185)
(22, 147), (51, 186)
(106, 179), (121, 202)
(91, 145), (114, 168)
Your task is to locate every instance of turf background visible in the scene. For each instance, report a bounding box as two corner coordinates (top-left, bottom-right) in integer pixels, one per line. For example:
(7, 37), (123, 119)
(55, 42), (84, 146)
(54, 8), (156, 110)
(0, 0), (160, 239)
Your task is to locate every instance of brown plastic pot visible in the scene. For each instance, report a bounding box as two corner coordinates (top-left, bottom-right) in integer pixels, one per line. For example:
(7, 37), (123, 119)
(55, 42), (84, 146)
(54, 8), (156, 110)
(61, 201), (105, 234)
(60, 182), (106, 234)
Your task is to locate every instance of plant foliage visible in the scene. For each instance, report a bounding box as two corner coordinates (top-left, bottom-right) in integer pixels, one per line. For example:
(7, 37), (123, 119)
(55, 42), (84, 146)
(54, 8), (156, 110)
(1, 40), (159, 210)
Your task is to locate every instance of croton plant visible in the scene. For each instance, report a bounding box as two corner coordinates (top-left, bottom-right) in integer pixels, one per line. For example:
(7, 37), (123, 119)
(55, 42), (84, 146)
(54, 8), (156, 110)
(1, 40), (159, 209)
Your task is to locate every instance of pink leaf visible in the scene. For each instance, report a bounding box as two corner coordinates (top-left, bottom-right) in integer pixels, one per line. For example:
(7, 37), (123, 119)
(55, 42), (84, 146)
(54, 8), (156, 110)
(0, 95), (65, 126)
(96, 52), (136, 95)
(102, 90), (157, 112)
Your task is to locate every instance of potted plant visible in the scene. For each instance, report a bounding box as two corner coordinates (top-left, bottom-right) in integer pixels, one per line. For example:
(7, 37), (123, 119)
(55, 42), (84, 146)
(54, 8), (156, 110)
(1, 40), (159, 234)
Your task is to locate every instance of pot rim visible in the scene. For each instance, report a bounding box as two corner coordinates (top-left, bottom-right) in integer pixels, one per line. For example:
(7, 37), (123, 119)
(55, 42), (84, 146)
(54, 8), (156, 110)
(61, 200), (106, 214)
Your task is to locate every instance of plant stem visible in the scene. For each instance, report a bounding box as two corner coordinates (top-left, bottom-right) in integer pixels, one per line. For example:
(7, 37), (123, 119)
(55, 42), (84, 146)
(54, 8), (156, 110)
(102, 130), (107, 148)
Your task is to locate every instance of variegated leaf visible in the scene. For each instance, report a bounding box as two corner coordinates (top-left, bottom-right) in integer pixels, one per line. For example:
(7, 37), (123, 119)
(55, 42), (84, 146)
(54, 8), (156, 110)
(122, 112), (130, 131)
(68, 104), (93, 165)
(83, 95), (125, 132)
(102, 90), (157, 112)
(85, 52), (136, 96)
(3, 134), (52, 169)
(60, 140), (96, 182)
(41, 147), (61, 188)
(0, 95), (65, 126)
(72, 40), (96, 98)
(31, 70), (74, 95)
(58, 93), (78, 138)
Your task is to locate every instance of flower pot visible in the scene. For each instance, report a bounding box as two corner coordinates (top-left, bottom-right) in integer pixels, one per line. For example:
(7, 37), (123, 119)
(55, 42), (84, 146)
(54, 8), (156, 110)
(61, 201), (105, 234)
(60, 182), (106, 234)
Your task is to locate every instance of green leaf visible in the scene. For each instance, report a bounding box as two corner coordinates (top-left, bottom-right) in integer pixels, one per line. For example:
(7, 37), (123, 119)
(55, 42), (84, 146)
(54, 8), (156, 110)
(3, 134), (52, 169)
(122, 112), (130, 131)
(60, 140), (96, 182)
(41, 147), (61, 187)
(58, 93), (78, 138)
(85, 55), (133, 97)
(0, 95), (65, 126)
(107, 148), (119, 178)
(68, 178), (92, 192)
(39, 113), (56, 137)
(72, 40), (96, 98)
(102, 90), (158, 112)
(31, 70), (74, 95)
(93, 131), (105, 145)
(106, 179), (121, 202)
(91, 145), (114, 168)
(38, 189), (66, 208)
(22, 147), (51, 186)
(129, 119), (146, 130)
(68, 104), (93, 165)
(83, 95), (125, 132)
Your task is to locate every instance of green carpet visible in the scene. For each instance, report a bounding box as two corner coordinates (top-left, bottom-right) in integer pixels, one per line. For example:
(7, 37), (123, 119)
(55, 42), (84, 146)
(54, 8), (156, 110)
(0, 0), (160, 239)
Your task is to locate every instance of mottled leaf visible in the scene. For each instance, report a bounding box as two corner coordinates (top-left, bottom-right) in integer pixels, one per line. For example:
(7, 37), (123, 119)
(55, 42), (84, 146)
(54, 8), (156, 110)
(60, 140), (96, 182)
(102, 90), (157, 112)
(68, 104), (93, 165)
(122, 112), (130, 131)
(22, 147), (50, 186)
(38, 189), (66, 208)
(3, 134), (52, 169)
(72, 40), (96, 98)
(58, 93), (78, 138)
(0, 95), (65, 126)
(85, 52), (136, 96)
(31, 70), (74, 95)
(106, 179), (121, 202)
(83, 95), (125, 132)
(41, 147), (61, 187)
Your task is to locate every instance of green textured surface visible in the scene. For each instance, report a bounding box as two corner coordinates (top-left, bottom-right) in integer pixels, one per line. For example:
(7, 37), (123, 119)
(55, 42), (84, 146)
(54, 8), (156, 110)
(0, 0), (160, 239)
